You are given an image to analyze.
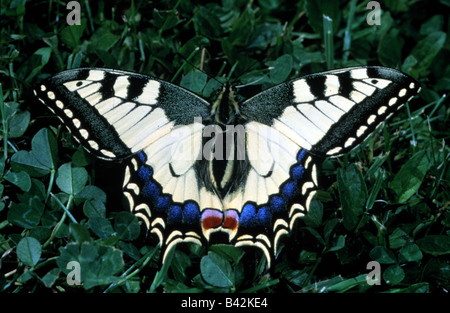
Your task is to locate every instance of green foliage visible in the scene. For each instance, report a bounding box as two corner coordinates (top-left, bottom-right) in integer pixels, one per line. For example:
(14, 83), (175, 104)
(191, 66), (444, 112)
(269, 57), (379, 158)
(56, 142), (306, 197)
(0, 0), (449, 294)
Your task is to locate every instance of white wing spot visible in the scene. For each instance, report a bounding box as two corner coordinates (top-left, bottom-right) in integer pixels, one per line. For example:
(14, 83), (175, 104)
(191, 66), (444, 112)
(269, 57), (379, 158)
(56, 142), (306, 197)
(350, 68), (368, 79)
(344, 137), (356, 148)
(80, 129), (89, 139)
(326, 146), (342, 155)
(86, 70), (105, 81)
(377, 106), (387, 115)
(356, 125), (368, 137)
(312, 164), (318, 186)
(126, 183), (140, 195)
(64, 109), (73, 118)
(73, 118), (81, 128)
(134, 80), (161, 105)
(324, 75), (340, 97)
(293, 79), (315, 103)
(409, 82), (415, 89)
(40, 85), (46, 91)
(388, 97), (397, 106)
(367, 114), (376, 125)
(113, 76), (130, 98)
(302, 182), (315, 195)
(88, 140), (99, 150)
(101, 150), (116, 158)
(56, 100), (64, 109)
(47, 91), (55, 100)
(398, 88), (407, 97)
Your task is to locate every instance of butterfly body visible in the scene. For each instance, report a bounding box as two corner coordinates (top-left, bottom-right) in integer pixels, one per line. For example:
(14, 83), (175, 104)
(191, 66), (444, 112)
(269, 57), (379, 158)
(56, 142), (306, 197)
(34, 66), (420, 266)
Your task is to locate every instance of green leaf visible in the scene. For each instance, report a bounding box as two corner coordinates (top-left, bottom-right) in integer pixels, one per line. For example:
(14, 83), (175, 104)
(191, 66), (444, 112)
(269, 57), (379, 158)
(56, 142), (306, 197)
(402, 31), (446, 76)
(269, 54), (293, 84)
(61, 20), (87, 49)
(320, 274), (367, 293)
(200, 251), (234, 288)
(390, 150), (430, 203)
(57, 241), (124, 289)
(419, 15), (444, 36)
(337, 164), (367, 230)
(26, 47), (53, 82)
(209, 244), (245, 264)
(88, 217), (114, 239)
(17, 237), (42, 267)
(75, 185), (107, 203)
(8, 197), (45, 229)
(303, 200), (323, 228)
(8, 110), (30, 138)
(83, 199), (106, 218)
(10, 128), (57, 177)
(304, 0), (341, 36)
(180, 70), (207, 94)
(41, 268), (60, 288)
(399, 243), (423, 262)
(369, 246), (396, 264)
(384, 282), (429, 293)
(69, 223), (91, 243)
(377, 30), (404, 67)
(4, 170), (31, 192)
(114, 212), (140, 241)
(56, 163), (88, 195)
(383, 264), (405, 285)
(327, 235), (346, 252)
(90, 29), (120, 52)
(417, 235), (450, 256)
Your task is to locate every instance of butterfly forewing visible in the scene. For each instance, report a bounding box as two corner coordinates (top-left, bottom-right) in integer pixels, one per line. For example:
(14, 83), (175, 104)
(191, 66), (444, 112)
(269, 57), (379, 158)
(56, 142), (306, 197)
(34, 68), (211, 159)
(240, 66), (421, 157)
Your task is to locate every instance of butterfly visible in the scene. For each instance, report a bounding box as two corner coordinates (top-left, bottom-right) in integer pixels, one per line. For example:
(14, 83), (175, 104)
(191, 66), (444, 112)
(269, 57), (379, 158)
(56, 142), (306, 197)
(34, 66), (420, 267)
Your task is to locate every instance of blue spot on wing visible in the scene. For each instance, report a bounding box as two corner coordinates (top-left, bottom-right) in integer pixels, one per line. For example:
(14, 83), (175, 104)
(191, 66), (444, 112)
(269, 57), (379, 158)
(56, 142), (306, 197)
(183, 201), (200, 224)
(281, 181), (298, 200)
(137, 151), (147, 163)
(138, 166), (152, 180)
(297, 150), (306, 162)
(269, 195), (284, 213)
(256, 206), (271, 227)
(291, 163), (304, 182)
(142, 180), (160, 200)
(240, 203), (256, 228)
(168, 204), (182, 223)
(156, 195), (171, 211)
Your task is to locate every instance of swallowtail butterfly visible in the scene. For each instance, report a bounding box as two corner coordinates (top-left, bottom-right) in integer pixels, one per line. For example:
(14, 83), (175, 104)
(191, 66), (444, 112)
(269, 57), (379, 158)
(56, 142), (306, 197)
(34, 66), (420, 267)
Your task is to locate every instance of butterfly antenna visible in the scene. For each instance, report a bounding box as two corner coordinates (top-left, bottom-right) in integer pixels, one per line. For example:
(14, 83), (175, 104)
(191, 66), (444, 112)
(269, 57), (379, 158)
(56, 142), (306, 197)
(234, 77), (265, 89)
